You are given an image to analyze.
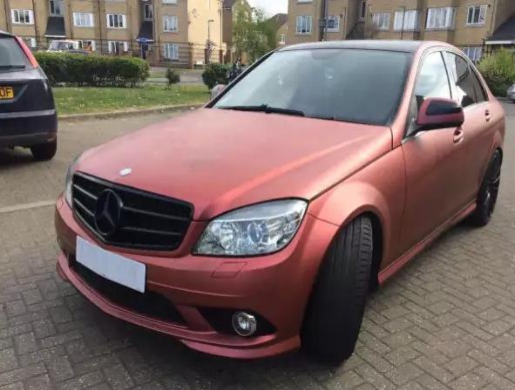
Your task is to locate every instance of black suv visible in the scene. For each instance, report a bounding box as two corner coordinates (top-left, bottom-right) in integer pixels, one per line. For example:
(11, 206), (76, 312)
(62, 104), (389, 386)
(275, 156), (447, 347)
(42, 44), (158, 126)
(0, 31), (57, 160)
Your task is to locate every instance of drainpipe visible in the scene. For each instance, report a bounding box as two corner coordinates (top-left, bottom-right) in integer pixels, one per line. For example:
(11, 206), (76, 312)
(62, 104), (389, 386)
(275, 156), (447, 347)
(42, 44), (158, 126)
(400, 5), (405, 40)
(32, 0), (39, 46)
(319, 0), (327, 41)
(97, 0), (103, 53)
(4, 0), (11, 33)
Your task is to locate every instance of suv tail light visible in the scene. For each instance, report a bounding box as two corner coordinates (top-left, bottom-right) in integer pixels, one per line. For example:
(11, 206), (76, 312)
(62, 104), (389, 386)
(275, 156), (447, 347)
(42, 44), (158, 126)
(15, 37), (39, 68)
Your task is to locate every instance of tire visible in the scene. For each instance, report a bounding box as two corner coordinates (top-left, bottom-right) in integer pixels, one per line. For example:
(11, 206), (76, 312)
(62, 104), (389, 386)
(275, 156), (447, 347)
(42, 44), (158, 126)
(31, 140), (57, 161)
(470, 150), (502, 227)
(302, 216), (373, 364)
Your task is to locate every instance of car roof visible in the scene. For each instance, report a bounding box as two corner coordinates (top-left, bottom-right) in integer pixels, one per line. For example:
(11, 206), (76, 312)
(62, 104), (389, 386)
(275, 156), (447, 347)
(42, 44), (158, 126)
(280, 40), (438, 53)
(0, 30), (14, 38)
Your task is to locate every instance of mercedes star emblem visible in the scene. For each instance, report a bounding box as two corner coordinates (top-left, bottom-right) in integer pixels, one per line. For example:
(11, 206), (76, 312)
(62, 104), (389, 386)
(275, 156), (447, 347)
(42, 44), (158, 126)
(94, 189), (123, 237)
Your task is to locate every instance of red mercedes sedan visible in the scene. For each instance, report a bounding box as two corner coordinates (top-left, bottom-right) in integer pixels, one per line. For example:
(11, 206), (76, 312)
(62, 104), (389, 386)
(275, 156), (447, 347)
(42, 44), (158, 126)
(55, 41), (505, 363)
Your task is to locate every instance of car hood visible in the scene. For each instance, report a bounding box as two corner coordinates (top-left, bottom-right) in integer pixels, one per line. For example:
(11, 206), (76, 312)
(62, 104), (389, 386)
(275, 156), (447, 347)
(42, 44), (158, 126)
(77, 109), (392, 220)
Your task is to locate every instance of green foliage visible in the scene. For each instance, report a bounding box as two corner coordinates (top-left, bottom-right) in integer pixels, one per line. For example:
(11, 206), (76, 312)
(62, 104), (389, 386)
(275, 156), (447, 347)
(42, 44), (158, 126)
(202, 63), (229, 89)
(166, 67), (181, 85)
(233, 4), (277, 64)
(34, 52), (150, 87)
(477, 49), (515, 96)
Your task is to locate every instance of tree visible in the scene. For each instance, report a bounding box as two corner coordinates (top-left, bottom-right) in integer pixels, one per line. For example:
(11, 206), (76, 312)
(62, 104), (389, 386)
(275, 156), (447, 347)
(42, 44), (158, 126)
(232, 4), (277, 64)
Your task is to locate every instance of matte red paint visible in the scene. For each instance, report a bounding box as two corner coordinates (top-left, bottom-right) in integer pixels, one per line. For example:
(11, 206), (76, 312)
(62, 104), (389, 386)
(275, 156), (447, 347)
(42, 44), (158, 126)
(55, 41), (506, 359)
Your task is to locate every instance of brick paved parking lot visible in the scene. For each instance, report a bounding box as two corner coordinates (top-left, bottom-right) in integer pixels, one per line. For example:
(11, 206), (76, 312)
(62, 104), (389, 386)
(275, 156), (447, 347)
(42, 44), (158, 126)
(0, 105), (514, 390)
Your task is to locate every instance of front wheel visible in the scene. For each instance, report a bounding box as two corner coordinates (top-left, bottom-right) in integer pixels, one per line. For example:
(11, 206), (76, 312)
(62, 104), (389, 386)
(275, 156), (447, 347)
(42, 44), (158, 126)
(470, 150), (502, 227)
(301, 216), (373, 364)
(31, 139), (57, 161)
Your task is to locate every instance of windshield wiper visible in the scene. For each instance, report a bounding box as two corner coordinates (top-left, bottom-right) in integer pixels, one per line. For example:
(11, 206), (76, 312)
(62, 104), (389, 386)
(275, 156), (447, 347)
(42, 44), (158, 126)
(220, 104), (305, 117)
(0, 65), (26, 69)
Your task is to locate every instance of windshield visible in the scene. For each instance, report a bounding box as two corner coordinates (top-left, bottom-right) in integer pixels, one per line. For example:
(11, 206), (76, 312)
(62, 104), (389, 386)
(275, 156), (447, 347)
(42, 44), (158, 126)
(0, 37), (29, 71)
(214, 49), (412, 126)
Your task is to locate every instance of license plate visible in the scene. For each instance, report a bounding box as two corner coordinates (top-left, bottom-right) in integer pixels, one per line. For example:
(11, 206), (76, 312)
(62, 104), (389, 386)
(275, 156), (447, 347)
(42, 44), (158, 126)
(76, 237), (146, 293)
(0, 87), (14, 100)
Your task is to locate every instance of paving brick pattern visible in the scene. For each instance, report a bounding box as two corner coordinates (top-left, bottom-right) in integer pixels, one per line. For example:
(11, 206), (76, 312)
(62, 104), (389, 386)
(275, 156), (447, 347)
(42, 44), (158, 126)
(0, 105), (514, 389)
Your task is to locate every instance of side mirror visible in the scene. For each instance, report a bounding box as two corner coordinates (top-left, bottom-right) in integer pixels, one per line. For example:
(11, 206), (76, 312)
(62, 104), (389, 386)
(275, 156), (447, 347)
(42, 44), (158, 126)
(210, 84), (227, 100)
(416, 98), (464, 131)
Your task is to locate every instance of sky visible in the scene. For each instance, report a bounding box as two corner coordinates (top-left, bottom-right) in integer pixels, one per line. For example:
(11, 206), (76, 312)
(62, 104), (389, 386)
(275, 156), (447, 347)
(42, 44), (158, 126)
(248, 0), (288, 16)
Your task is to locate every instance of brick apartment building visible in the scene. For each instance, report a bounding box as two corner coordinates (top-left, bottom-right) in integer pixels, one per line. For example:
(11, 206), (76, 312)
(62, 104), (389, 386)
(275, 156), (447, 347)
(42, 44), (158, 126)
(0, 0), (224, 67)
(287, 0), (515, 62)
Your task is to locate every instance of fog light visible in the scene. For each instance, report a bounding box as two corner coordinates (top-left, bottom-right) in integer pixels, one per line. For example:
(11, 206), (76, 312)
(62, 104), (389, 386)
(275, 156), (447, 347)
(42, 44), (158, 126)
(232, 311), (257, 337)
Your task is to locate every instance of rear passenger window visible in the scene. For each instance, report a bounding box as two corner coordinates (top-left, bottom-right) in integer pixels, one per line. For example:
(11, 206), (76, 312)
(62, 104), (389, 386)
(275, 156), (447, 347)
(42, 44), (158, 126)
(414, 52), (451, 110)
(0, 37), (30, 70)
(444, 52), (487, 107)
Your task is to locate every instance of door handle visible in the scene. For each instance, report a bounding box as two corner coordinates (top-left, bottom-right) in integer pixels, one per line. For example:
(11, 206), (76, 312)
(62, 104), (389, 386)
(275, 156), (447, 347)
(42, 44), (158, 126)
(453, 129), (464, 144)
(485, 109), (492, 122)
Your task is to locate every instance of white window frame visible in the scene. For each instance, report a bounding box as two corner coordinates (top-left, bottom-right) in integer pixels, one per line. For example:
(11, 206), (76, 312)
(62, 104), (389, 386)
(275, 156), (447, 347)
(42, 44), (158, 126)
(106, 14), (127, 29)
(467, 5), (487, 26)
(49, 0), (63, 16)
(108, 41), (129, 53)
(326, 16), (340, 33)
(73, 12), (94, 27)
(372, 12), (390, 30)
(144, 4), (153, 20)
(11, 10), (34, 25)
(296, 15), (312, 35)
(394, 10), (419, 31)
(426, 7), (456, 30)
(462, 46), (483, 62)
(163, 15), (178, 32)
(279, 33), (286, 44)
(163, 43), (179, 60)
(78, 40), (96, 51)
(297, 0), (313, 3)
(23, 37), (37, 49)
(163, 0), (177, 4)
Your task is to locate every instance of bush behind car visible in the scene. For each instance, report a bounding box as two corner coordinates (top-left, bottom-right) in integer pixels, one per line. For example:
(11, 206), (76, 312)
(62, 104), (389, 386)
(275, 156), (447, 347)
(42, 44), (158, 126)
(34, 52), (150, 87)
(202, 63), (230, 89)
(477, 49), (515, 97)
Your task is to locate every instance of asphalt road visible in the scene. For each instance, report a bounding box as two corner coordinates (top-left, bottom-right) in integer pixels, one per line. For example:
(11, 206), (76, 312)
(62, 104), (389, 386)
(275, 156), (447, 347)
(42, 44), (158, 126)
(0, 104), (514, 389)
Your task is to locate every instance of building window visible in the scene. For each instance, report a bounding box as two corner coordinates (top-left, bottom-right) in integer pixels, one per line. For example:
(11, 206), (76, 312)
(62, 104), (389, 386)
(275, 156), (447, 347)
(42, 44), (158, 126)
(426, 7), (455, 30)
(467, 5), (487, 26)
(163, 16), (178, 32)
(462, 46), (483, 62)
(49, 0), (63, 16)
(360, 1), (367, 20)
(107, 14), (127, 29)
(73, 12), (94, 27)
(78, 40), (96, 51)
(296, 15), (312, 34)
(326, 16), (340, 32)
(279, 33), (286, 44)
(163, 0), (177, 3)
(372, 12), (390, 30)
(163, 43), (179, 60)
(108, 41), (129, 53)
(11, 10), (34, 25)
(23, 37), (37, 49)
(144, 4), (153, 20)
(297, 0), (312, 3)
(394, 10), (419, 31)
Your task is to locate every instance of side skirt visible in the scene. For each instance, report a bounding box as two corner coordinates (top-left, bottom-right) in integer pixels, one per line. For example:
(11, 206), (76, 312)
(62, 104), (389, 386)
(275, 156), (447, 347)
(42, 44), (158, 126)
(378, 201), (477, 285)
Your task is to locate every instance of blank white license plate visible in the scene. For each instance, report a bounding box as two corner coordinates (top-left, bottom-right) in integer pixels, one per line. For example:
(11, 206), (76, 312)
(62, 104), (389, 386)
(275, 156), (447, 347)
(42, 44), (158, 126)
(76, 237), (146, 293)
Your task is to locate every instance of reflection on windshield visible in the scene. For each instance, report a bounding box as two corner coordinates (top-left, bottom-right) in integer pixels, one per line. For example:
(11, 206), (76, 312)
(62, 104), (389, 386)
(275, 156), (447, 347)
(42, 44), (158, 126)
(214, 49), (411, 126)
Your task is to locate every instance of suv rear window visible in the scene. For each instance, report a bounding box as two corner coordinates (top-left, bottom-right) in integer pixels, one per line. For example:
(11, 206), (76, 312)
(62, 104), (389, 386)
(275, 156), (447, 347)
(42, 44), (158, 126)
(0, 37), (30, 71)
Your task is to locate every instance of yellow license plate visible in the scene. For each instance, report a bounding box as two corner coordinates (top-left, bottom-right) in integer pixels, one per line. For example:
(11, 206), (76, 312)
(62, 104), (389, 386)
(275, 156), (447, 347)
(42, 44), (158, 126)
(0, 87), (14, 100)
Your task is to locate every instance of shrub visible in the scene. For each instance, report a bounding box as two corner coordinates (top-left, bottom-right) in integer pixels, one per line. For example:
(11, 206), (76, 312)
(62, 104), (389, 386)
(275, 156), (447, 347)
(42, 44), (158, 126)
(34, 52), (150, 87)
(166, 67), (181, 85)
(477, 49), (515, 97)
(202, 63), (229, 89)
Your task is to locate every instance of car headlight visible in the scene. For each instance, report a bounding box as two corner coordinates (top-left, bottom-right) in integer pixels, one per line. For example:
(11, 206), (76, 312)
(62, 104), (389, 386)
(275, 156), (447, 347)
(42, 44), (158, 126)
(64, 155), (81, 207)
(193, 199), (307, 256)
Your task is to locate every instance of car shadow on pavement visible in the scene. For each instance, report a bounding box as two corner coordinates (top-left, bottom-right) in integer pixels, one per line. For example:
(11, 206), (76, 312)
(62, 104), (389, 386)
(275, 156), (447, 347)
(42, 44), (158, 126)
(0, 147), (36, 169)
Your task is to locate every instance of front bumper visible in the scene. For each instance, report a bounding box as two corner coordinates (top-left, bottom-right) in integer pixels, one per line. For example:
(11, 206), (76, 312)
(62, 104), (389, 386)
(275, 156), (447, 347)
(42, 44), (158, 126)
(55, 196), (337, 359)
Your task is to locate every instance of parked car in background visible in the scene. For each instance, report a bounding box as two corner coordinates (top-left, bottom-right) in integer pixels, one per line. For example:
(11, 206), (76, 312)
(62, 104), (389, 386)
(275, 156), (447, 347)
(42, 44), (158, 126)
(55, 41), (504, 363)
(0, 31), (57, 160)
(47, 40), (80, 53)
(507, 83), (515, 102)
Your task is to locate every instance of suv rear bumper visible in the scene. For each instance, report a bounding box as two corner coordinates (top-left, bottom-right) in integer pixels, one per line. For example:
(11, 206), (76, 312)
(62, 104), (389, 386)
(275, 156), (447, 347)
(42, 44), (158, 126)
(0, 109), (57, 147)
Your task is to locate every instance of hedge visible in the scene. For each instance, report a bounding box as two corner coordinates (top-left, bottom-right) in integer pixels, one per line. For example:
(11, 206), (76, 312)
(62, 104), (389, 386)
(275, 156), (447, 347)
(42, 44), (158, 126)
(34, 52), (150, 87)
(477, 49), (515, 97)
(202, 63), (230, 89)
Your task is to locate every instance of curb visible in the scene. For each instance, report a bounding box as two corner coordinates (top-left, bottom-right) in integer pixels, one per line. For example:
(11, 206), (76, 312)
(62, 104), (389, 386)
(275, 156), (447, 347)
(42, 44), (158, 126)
(58, 104), (204, 122)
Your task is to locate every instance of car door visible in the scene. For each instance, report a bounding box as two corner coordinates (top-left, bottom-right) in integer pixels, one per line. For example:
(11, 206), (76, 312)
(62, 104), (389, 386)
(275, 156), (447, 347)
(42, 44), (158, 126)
(399, 50), (467, 252)
(442, 51), (495, 205)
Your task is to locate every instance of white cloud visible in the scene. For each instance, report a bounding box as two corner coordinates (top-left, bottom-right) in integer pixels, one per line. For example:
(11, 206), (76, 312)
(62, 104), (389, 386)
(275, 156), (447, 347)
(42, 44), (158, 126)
(248, 0), (288, 16)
